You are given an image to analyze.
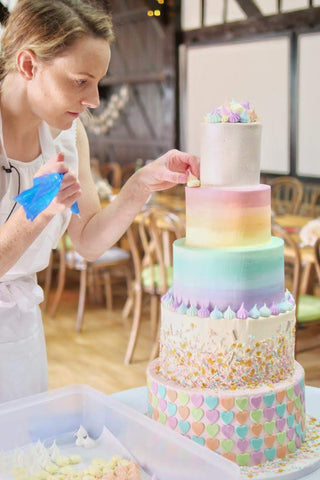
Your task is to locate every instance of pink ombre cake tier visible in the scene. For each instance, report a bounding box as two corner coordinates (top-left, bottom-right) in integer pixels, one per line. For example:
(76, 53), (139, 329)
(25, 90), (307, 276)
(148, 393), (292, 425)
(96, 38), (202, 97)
(147, 360), (306, 467)
(185, 185), (271, 248)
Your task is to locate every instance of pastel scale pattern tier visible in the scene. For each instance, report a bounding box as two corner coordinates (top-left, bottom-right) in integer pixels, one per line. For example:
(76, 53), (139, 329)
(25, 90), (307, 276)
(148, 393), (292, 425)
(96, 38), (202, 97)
(173, 237), (285, 312)
(159, 307), (295, 389)
(185, 185), (271, 248)
(200, 123), (261, 187)
(147, 361), (306, 467)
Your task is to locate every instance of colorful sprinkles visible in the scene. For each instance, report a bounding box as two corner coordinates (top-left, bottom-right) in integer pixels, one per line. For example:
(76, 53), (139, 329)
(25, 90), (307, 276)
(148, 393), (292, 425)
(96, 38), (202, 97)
(204, 100), (258, 124)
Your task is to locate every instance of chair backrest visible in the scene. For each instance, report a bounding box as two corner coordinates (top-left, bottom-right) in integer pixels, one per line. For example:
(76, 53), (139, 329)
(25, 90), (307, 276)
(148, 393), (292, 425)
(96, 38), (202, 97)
(311, 190), (320, 218)
(271, 223), (302, 306)
(126, 206), (185, 295)
(100, 162), (122, 189)
(270, 176), (303, 215)
(314, 237), (320, 283)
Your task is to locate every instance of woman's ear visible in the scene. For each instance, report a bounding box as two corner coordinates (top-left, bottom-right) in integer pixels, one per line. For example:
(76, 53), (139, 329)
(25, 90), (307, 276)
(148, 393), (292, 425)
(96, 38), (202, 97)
(16, 49), (37, 80)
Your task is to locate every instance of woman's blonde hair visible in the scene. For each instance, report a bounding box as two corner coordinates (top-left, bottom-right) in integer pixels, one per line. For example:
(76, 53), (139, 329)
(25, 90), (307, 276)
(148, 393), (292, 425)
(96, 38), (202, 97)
(0, 0), (114, 81)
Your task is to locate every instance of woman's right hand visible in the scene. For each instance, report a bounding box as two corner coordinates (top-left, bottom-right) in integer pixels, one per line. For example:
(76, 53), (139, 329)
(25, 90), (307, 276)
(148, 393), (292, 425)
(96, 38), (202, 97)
(35, 152), (82, 216)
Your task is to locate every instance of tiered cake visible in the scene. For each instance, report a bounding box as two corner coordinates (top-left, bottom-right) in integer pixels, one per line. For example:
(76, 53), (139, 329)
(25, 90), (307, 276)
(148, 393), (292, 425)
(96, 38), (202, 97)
(147, 101), (306, 467)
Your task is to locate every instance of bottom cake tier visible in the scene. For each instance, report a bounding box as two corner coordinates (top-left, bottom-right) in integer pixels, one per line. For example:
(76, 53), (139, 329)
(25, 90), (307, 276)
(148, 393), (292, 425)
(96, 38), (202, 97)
(147, 360), (306, 467)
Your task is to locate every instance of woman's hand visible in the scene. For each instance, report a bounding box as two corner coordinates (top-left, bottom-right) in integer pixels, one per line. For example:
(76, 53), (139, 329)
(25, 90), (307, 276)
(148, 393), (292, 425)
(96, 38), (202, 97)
(35, 152), (82, 216)
(133, 149), (199, 195)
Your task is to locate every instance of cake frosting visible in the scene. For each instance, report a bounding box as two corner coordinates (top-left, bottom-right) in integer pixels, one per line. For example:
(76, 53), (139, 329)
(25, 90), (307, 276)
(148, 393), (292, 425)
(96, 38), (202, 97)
(147, 101), (306, 467)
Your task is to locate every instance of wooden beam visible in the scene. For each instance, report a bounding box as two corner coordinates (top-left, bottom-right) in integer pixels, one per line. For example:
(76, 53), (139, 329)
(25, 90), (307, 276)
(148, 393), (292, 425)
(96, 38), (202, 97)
(182, 7), (320, 44)
(88, 137), (172, 147)
(112, 8), (148, 25)
(234, 0), (263, 17)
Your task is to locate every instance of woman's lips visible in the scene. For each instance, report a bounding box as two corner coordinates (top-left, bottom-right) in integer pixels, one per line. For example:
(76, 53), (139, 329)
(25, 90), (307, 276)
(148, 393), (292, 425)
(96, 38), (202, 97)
(67, 112), (79, 118)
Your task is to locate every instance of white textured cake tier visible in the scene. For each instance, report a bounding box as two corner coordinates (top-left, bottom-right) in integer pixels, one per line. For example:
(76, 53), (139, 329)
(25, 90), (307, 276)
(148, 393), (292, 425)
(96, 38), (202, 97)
(147, 361), (306, 467)
(200, 123), (262, 187)
(159, 305), (295, 389)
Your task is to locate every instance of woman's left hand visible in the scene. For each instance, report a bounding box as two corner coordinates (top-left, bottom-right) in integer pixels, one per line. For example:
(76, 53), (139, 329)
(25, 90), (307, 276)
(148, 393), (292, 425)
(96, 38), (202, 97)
(134, 149), (199, 195)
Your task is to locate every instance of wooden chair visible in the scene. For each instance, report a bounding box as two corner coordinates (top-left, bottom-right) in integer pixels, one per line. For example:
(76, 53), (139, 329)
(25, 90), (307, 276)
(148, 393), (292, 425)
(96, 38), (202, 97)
(124, 206), (185, 364)
(311, 190), (320, 218)
(100, 161), (122, 189)
(272, 223), (320, 353)
(48, 233), (132, 332)
(270, 176), (303, 215)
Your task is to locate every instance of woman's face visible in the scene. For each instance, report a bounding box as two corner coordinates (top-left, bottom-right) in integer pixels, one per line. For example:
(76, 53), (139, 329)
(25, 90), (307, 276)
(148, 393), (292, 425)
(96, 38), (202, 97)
(28, 36), (111, 130)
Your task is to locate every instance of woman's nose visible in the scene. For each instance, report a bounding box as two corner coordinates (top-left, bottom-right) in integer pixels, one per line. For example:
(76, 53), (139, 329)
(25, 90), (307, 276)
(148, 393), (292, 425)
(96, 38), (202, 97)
(81, 87), (100, 109)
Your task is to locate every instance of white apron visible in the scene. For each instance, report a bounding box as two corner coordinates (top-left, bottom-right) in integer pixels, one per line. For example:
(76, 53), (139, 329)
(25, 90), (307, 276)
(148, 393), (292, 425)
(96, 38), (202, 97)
(0, 114), (78, 403)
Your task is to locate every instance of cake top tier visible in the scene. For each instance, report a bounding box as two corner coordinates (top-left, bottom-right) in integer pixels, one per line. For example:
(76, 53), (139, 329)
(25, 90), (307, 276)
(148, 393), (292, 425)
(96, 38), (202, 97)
(204, 100), (258, 124)
(200, 100), (261, 187)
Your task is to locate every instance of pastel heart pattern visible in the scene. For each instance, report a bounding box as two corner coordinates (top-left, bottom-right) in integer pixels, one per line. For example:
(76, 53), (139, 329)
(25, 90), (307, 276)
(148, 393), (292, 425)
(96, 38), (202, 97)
(178, 406), (190, 420)
(287, 414), (294, 428)
(192, 435), (205, 446)
(250, 437), (263, 451)
(264, 434), (276, 448)
(236, 411), (249, 425)
(206, 424), (220, 437)
(265, 447), (276, 462)
(153, 408), (159, 421)
(192, 422), (205, 436)
(178, 392), (190, 406)
(302, 431), (305, 443)
(236, 453), (249, 466)
(287, 427), (295, 440)
(277, 445), (287, 458)
(250, 395), (262, 409)
(159, 399), (167, 412)
(168, 390), (177, 402)
(159, 412), (167, 425)
(296, 436), (302, 449)
(295, 410), (301, 422)
(264, 393), (275, 407)
(191, 407), (204, 422)
(148, 405), (152, 417)
(287, 400), (294, 414)
(276, 390), (286, 403)
(287, 439), (296, 453)
(295, 422), (302, 437)
(264, 421), (275, 435)
(221, 411), (234, 425)
(205, 396), (218, 410)
(168, 417), (178, 430)
(286, 385), (294, 400)
(294, 382), (301, 396)
(235, 397), (248, 411)
(167, 402), (178, 416)
(300, 377), (304, 390)
(264, 407), (275, 421)
(277, 431), (286, 445)
(251, 451), (264, 465)
(276, 417), (286, 432)
(222, 453), (236, 462)
(221, 439), (234, 453)
(221, 424), (234, 439)
(191, 394), (204, 408)
(276, 403), (286, 418)
(250, 409), (263, 423)
(158, 385), (167, 399)
(152, 395), (159, 408)
(235, 425), (248, 439)
(206, 409), (219, 423)
(250, 423), (263, 437)
(221, 397), (234, 411)
(206, 438), (219, 451)
(178, 420), (191, 434)
(151, 382), (158, 395)
(295, 395), (301, 409)
(237, 439), (249, 454)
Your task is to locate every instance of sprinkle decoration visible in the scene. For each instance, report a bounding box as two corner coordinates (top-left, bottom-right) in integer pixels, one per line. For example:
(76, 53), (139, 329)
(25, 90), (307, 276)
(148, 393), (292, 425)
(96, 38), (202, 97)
(205, 100), (258, 124)
(241, 416), (320, 479)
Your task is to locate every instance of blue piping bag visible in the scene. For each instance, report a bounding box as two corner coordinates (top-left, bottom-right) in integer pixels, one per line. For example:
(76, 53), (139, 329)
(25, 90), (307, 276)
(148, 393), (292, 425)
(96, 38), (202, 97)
(14, 172), (79, 221)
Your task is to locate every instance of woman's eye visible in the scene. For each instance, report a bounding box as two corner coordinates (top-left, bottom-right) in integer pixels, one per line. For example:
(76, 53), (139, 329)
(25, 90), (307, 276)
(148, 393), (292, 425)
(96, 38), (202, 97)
(76, 80), (87, 86)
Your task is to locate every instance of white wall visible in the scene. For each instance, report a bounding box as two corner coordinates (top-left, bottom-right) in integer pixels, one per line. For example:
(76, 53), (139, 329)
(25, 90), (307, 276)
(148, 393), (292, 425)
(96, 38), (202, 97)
(181, 37), (290, 174)
(297, 33), (320, 178)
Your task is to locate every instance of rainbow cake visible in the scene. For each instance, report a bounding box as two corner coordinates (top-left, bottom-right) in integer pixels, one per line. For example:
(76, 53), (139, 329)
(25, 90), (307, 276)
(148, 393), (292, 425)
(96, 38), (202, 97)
(147, 101), (306, 467)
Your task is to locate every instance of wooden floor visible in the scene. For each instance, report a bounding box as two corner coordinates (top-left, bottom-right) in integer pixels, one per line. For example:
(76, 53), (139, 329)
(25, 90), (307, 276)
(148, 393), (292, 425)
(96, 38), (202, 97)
(43, 285), (320, 396)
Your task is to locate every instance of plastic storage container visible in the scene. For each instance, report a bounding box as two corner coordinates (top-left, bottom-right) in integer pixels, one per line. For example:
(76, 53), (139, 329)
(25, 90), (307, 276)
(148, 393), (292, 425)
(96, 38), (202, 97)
(0, 385), (240, 480)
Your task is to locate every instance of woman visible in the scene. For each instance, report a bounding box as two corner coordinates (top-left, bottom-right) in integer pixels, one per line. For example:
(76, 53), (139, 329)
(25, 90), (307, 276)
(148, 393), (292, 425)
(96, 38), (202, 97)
(0, 0), (199, 403)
